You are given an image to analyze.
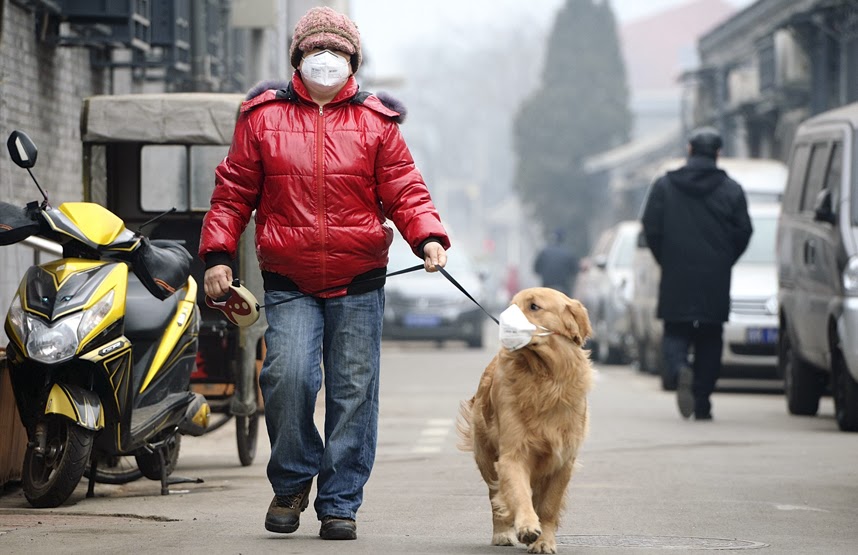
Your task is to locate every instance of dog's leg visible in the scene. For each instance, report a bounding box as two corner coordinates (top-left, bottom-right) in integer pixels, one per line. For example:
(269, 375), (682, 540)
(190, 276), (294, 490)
(496, 455), (541, 545)
(528, 463), (574, 554)
(489, 488), (516, 546)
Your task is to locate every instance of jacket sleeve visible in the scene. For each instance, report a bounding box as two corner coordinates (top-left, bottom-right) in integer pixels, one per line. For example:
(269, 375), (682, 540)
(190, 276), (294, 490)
(641, 178), (665, 264)
(199, 111), (264, 262)
(730, 185), (753, 264)
(375, 120), (450, 255)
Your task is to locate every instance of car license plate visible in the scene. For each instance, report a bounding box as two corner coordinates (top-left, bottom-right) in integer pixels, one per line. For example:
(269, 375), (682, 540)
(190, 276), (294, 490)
(746, 327), (778, 344)
(403, 314), (442, 328)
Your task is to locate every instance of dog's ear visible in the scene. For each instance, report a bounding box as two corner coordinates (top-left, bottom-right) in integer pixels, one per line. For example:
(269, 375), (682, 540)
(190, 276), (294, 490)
(565, 299), (592, 346)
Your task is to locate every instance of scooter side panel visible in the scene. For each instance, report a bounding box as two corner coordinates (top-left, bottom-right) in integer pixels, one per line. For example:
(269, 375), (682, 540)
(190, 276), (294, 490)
(140, 278), (199, 393)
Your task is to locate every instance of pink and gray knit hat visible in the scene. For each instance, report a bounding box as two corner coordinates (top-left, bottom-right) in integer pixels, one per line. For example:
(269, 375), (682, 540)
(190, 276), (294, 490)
(290, 7), (362, 73)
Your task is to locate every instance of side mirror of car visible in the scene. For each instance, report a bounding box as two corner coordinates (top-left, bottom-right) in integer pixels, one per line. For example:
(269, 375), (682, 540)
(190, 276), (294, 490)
(813, 188), (835, 225)
(636, 230), (647, 248)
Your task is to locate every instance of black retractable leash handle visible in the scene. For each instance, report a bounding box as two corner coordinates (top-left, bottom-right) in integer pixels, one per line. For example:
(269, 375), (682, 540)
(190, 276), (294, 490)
(206, 263), (499, 327)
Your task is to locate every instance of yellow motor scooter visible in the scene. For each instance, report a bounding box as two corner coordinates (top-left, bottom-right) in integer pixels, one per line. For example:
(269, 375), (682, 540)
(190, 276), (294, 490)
(2, 131), (210, 508)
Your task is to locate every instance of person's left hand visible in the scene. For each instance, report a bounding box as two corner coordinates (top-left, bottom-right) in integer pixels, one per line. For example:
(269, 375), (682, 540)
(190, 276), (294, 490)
(423, 242), (447, 273)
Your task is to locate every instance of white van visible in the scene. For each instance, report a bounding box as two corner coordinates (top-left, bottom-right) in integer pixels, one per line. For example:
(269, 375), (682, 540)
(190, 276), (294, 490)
(776, 101), (858, 432)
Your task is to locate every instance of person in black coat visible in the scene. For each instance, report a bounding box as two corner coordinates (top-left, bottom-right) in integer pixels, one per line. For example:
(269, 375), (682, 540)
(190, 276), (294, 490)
(534, 228), (579, 296)
(641, 127), (753, 420)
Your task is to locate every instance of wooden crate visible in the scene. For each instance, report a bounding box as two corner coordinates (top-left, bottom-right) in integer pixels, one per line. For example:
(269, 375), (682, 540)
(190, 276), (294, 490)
(0, 353), (27, 487)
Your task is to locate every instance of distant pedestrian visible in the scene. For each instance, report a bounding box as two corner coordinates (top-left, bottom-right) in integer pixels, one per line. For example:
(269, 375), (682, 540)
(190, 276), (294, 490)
(641, 127), (752, 421)
(199, 6), (449, 541)
(533, 229), (579, 295)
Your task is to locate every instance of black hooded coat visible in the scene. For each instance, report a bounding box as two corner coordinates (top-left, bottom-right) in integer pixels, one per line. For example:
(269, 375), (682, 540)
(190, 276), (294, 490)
(641, 156), (753, 323)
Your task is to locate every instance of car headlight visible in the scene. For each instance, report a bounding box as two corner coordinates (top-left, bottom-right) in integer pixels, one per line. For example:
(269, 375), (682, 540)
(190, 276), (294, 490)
(26, 312), (82, 364)
(78, 290), (114, 341)
(843, 256), (858, 294)
(765, 295), (778, 316)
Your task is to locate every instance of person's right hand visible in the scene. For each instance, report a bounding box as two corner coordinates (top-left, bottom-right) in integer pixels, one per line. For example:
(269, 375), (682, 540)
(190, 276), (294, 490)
(204, 264), (233, 299)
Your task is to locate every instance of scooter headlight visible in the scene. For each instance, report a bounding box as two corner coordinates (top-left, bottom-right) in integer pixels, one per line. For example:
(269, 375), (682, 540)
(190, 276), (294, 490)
(78, 290), (115, 341)
(27, 313), (82, 364)
(7, 295), (27, 342)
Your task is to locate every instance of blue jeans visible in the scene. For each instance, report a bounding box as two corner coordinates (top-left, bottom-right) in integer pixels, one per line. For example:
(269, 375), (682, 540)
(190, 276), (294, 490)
(259, 288), (384, 521)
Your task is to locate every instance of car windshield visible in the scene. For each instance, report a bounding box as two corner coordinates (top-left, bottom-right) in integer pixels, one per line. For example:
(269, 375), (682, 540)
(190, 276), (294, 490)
(738, 214), (777, 264)
(611, 228), (637, 269)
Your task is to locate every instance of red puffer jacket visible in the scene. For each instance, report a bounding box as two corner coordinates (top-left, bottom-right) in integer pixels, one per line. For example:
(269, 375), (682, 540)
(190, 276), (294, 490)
(199, 73), (450, 298)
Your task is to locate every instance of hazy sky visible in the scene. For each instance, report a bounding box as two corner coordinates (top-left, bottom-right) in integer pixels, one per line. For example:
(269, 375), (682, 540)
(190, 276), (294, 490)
(352, 0), (755, 76)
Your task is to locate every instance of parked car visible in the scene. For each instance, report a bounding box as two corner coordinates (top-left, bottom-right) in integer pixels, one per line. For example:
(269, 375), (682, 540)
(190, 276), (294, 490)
(574, 220), (639, 363)
(776, 101), (858, 432)
(630, 157), (787, 386)
(382, 229), (485, 348)
(721, 203), (780, 377)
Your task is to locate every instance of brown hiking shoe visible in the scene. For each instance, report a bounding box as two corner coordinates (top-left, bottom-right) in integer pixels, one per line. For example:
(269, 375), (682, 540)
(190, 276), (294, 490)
(264, 482), (312, 533)
(319, 516), (357, 540)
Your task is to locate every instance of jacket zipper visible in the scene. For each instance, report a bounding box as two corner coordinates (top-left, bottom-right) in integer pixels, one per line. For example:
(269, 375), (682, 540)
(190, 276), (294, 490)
(316, 104), (327, 289)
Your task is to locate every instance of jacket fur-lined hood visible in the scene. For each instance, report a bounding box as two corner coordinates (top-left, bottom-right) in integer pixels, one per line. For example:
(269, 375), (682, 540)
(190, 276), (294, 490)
(243, 78), (407, 123)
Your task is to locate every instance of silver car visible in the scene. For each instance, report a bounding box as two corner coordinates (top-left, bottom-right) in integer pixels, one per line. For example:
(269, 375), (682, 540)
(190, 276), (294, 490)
(382, 231), (485, 348)
(574, 220), (639, 364)
(721, 204), (780, 377)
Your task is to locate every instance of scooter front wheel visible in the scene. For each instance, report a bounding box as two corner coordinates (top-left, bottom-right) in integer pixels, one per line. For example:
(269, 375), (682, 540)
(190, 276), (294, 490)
(23, 416), (94, 508)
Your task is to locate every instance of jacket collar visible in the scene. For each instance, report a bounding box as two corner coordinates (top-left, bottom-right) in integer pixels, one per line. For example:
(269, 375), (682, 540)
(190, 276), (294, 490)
(291, 72), (359, 107)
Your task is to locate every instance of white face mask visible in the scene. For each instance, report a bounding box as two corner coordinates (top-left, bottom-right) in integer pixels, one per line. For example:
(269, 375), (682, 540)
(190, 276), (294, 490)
(300, 50), (350, 92)
(498, 304), (554, 351)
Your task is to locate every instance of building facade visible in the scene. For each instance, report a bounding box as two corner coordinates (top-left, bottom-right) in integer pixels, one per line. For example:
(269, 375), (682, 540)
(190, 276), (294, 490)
(686, 0), (858, 161)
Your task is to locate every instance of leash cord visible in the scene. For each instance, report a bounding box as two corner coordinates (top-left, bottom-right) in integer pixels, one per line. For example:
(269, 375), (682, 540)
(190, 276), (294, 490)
(437, 266), (499, 325)
(258, 264), (425, 309)
(256, 264), (500, 325)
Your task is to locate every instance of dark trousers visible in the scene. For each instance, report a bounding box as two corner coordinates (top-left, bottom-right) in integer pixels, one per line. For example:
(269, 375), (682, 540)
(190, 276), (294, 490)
(662, 321), (724, 415)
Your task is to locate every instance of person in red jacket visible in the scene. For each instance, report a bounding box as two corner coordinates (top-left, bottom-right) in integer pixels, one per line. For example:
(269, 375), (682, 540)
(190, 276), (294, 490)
(199, 6), (450, 541)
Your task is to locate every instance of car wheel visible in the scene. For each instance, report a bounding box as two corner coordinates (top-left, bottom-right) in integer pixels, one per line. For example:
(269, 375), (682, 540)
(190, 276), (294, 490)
(466, 334), (483, 349)
(780, 327), (823, 416)
(637, 340), (658, 374)
(832, 350), (858, 432)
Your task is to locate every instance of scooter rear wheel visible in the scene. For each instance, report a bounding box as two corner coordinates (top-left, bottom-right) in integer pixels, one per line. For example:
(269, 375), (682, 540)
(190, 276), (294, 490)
(85, 456), (143, 484)
(23, 416), (94, 508)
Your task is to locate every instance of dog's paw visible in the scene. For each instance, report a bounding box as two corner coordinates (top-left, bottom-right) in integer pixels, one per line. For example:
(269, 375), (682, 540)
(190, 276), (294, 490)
(516, 525), (542, 546)
(491, 531), (516, 546)
(527, 538), (557, 554)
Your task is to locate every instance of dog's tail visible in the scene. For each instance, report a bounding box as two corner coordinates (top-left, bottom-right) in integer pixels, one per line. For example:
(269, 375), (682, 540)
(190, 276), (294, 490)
(456, 398), (474, 452)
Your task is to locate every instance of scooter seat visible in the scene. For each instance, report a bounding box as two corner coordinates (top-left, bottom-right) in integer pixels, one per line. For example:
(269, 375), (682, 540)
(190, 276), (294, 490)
(125, 272), (180, 340)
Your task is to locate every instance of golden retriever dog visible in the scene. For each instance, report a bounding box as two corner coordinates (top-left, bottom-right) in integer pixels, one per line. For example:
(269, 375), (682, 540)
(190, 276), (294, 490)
(458, 288), (594, 554)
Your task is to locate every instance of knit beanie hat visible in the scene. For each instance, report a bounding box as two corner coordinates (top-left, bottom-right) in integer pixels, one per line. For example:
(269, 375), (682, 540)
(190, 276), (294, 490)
(290, 7), (362, 73)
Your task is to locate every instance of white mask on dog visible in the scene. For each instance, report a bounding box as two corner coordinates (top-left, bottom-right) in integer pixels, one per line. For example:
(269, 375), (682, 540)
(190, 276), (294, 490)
(498, 305), (554, 351)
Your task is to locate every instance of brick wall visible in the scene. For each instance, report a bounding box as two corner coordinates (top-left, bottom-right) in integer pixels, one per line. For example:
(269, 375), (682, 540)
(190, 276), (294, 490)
(0, 2), (110, 344)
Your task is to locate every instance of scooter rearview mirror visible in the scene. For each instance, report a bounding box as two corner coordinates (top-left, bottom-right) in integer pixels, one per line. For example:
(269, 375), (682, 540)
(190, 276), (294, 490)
(7, 130), (38, 169)
(205, 281), (260, 328)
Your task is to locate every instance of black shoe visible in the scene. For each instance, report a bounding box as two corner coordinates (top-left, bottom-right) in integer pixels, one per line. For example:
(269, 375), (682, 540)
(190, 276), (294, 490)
(264, 482), (312, 534)
(319, 517), (357, 540)
(676, 365), (695, 419)
(694, 412), (713, 421)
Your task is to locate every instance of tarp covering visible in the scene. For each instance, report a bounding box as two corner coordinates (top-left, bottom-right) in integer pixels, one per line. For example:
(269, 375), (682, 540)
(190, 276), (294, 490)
(81, 93), (245, 145)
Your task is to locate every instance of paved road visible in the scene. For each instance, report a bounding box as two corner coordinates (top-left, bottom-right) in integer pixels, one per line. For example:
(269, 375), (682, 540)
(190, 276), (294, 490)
(2, 331), (858, 554)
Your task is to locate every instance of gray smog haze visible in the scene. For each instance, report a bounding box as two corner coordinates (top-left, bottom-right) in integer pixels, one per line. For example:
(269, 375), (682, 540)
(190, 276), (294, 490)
(353, 0), (754, 77)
